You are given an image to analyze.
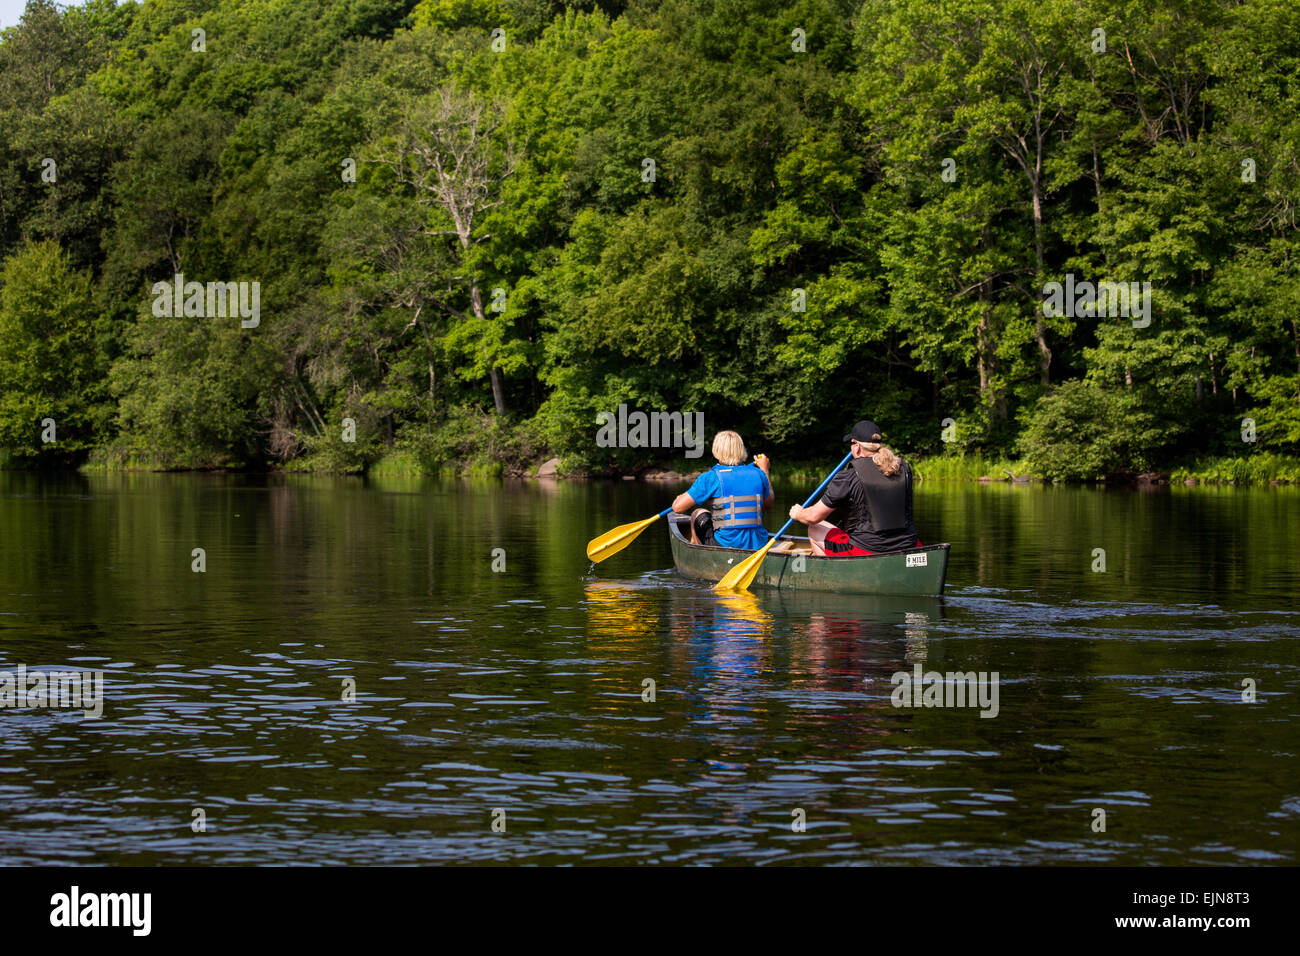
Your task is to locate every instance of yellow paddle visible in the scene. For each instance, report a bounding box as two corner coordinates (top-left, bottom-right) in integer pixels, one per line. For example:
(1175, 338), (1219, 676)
(715, 452), (853, 592)
(586, 507), (674, 563)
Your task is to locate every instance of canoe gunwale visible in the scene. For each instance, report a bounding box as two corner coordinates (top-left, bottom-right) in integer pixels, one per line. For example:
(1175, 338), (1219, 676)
(666, 514), (949, 563)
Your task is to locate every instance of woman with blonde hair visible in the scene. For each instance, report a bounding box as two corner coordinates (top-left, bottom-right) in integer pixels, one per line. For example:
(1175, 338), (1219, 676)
(671, 430), (773, 549)
(786, 420), (920, 556)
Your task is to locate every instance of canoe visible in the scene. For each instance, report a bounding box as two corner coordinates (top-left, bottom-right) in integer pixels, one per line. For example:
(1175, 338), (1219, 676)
(668, 516), (949, 596)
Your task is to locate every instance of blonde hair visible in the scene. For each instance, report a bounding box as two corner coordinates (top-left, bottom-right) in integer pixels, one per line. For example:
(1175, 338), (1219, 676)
(712, 430), (747, 466)
(858, 436), (902, 477)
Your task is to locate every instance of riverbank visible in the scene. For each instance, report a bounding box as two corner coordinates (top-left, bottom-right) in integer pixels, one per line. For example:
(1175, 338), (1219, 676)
(540, 453), (1300, 486)
(30, 448), (1300, 486)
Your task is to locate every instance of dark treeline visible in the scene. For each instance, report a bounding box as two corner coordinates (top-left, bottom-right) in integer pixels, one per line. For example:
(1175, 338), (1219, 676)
(1, 0), (1297, 478)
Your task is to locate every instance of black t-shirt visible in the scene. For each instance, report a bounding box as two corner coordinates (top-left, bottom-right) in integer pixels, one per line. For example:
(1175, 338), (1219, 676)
(819, 457), (917, 552)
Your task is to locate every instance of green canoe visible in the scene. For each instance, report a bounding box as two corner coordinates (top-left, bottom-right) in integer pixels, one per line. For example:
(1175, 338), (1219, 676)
(668, 516), (950, 596)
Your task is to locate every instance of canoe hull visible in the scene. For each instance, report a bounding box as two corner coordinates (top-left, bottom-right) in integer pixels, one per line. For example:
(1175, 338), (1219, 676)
(669, 518), (949, 596)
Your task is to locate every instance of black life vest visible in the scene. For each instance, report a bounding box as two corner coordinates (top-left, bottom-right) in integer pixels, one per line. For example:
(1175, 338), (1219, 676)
(850, 457), (910, 532)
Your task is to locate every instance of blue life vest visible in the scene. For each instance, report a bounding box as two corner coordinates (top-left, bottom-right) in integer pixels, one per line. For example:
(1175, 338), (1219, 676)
(709, 464), (766, 528)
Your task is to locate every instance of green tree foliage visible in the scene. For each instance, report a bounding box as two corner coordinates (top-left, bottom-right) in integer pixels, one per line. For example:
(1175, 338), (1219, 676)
(1018, 380), (1168, 480)
(0, 239), (105, 463)
(1, 0), (1298, 476)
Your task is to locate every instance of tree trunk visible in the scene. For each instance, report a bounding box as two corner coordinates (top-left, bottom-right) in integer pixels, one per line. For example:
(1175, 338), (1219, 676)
(420, 323), (436, 431)
(489, 367), (506, 416)
(977, 308), (993, 407)
(470, 280), (507, 415)
(1092, 141), (1103, 209)
(976, 250), (1005, 425)
(382, 89), (517, 421)
(1032, 174), (1051, 385)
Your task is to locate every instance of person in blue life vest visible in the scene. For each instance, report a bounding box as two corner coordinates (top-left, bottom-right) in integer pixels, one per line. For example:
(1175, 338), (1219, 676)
(786, 420), (922, 556)
(671, 430), (774, 549)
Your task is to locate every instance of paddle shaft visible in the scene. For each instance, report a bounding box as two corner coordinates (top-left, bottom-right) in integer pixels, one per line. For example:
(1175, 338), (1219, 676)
(769, 451), (852, 542)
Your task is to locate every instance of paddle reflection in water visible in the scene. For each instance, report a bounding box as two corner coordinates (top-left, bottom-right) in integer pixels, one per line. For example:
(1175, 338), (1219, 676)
(581, 580), (667, 719)
(582, 579), (661, 643)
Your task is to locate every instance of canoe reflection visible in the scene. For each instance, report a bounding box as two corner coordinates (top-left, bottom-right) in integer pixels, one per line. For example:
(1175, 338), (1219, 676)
(583, 581), (950, 749)
(778, 593), (945, 670)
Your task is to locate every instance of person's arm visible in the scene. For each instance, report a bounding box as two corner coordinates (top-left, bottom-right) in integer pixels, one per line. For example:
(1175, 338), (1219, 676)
(789, 500), (833, 525)
(673, 471), (714, 514)
(754, 455), (774, 508)
(790, 466), (848, 525)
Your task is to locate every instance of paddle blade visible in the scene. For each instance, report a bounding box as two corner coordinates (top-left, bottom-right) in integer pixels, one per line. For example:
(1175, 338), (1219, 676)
(586, 513), (663, 563)
(714, 538), (776, 592)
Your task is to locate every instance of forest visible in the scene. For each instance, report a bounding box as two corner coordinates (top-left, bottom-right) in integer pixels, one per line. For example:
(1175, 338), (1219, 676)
(1, 0), (1298, 481)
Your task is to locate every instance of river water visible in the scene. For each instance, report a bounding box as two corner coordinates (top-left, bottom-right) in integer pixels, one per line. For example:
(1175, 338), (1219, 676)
(1, 472), (1296, 865)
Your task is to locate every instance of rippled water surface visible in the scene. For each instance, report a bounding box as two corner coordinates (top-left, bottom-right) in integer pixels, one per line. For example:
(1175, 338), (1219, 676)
(1, 473), (1297, 864)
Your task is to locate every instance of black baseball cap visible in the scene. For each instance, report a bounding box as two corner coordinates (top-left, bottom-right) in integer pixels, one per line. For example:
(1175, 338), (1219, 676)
(843, 420), (883, 443)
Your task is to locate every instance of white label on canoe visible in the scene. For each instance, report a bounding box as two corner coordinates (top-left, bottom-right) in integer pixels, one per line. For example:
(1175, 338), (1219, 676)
(906, 553), (928, 568)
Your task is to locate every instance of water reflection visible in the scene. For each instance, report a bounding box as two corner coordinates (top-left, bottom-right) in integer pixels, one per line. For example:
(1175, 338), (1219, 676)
(582, 580), (659, 644)
(584, 580), (955, 752)
(666, 587), (773, 725)
(775, 592), (944, 674)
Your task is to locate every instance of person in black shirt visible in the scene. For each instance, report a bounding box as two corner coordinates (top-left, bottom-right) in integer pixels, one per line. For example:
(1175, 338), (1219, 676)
(787, 420), (921, 556)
